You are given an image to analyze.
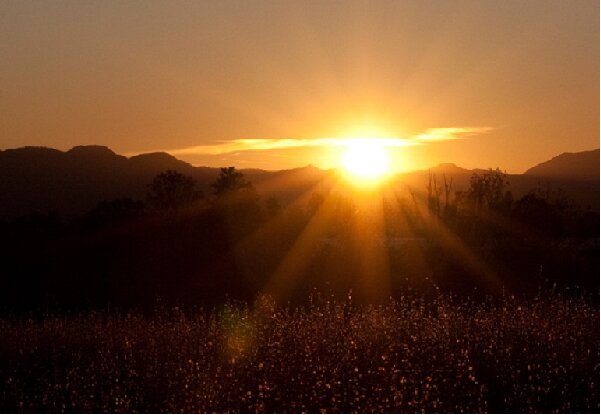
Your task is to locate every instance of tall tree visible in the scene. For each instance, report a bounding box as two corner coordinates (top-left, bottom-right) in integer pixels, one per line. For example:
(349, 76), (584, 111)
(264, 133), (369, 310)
(466, 168), (510, 212)
(211, 167), (253, 197)
(148, 170), (203, 210)
(211, 167), (261, 237)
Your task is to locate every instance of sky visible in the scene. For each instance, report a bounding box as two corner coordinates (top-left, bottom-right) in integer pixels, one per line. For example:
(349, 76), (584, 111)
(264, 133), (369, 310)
(1, 0), (598, 173)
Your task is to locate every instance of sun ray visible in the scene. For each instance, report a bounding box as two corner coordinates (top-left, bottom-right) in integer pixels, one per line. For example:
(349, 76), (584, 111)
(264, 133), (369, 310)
(261, 180), (347, 302)
(259, 174), (398, 303)
(383, 191), (436, 291)
(227, 171), (338, 288)
(348, 189), (392, 303)
(406, 185), (503, 292)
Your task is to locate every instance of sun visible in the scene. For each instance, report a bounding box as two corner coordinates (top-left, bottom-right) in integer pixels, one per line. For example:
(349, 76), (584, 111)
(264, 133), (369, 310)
(341, 139), (391, 182)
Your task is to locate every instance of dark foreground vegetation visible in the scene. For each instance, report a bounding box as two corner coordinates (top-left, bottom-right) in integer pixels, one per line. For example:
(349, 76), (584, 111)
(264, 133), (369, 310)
(0, 167), (598, 311)
(0, 292), (598, 413)
(0, 166), (598, 412)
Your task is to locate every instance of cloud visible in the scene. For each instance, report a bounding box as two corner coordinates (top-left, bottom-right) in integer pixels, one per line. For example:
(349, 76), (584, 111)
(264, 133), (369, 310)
(142, 127), (493, 157)
(413, 127), (494, 142)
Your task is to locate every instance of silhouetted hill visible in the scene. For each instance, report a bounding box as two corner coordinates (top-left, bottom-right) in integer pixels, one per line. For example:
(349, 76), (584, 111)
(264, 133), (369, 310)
(128, 151), (194, 173)
(0, 145), (598, 218)
(424, 163), (472, 176)
(399, 154), (599, 211)
(0, 146), (197, 218)
(68, 145), (123, 161)
(524, 149), (599, 180)
(398, 163), (477, 195)
(0, 146), (330, 218)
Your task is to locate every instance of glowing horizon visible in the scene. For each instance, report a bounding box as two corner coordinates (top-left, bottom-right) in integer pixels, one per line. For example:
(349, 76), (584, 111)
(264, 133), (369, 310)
(133, 126), (494, 173)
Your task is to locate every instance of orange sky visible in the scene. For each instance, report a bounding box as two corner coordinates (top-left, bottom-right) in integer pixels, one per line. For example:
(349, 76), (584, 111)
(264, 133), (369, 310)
(1, 0), (598, 172)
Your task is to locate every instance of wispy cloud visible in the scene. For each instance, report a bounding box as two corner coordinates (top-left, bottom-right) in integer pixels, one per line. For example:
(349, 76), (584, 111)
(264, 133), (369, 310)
(143, 127), (493, 156)
(412, 127), (494, 142)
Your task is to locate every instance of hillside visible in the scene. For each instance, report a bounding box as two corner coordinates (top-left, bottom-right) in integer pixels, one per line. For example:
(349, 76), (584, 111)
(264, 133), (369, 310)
(524, 149), (599, 180)
(399, 151), (599, 211)
(0, 146), (328, 218)
(0, 146), (598, 218)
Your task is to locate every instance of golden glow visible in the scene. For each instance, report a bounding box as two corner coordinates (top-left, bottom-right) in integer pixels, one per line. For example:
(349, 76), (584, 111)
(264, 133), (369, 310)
(144, 127), (495, 173)
(341, 139), (391, 181)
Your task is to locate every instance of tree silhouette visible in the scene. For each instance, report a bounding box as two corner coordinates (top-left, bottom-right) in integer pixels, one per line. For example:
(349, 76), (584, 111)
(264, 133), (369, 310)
(211, 167), (261, 237)
(427, 171), (442, 216)
(148, 170), (203, 210)
(466, 168), (510, 212)
(513, 193), (562, 235)
(211, 167), (253, 197)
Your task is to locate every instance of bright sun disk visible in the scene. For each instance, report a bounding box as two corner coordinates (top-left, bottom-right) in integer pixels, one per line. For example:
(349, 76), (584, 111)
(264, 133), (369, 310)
(341, 140), (391, 182)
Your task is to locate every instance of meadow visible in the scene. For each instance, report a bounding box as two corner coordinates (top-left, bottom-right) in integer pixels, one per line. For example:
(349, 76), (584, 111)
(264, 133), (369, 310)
(1, 291), (597, 413)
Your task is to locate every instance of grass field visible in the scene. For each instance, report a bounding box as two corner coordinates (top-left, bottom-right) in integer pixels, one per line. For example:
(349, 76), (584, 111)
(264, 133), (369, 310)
(0, 292), (598, 413)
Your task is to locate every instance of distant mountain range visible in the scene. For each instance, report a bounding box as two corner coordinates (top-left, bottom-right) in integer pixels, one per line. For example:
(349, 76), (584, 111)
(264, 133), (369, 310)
(0, 146), (598, 218)
(524, 149), (599, 180)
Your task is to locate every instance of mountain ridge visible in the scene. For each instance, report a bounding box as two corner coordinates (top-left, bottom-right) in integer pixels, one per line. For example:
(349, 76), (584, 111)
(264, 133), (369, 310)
(524, 149), (599, 180)
(0, 145), (597, 218)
